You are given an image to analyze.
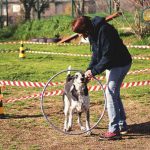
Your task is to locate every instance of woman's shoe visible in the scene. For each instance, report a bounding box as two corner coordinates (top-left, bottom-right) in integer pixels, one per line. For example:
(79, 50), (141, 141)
(99, 131), (122, 141)
(120, 128), (128, 135)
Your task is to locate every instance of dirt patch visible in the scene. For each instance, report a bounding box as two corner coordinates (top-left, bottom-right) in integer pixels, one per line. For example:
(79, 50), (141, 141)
(0, 97), (150, 150)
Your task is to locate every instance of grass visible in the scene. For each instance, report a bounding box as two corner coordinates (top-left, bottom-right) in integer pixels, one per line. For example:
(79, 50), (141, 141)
(0, 43), (149, 81)
(0, 12), (150, 44)
(0, 14), (150, 150)
(0, 14), (149, 133)
(0, 43), (149, 108)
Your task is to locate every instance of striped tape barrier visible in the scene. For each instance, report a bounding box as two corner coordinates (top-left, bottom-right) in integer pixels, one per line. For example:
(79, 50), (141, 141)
(0, 50), (18, 53)
(27, 51), (150, 60)
(0, 41), (150, 49)
(0, 49), (149, 60)
(0, 80), (64, 88)
(3, 80), (150, 103)
(27, 51), (91, 57)
(132, 56), (150, 60)
(95, 68), (150, 81)
(127, 45), (150, 49)
(0, 68), (150, 88)
(0, 41), (85, 46)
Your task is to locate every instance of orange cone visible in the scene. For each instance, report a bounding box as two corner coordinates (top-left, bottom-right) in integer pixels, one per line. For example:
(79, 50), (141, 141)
(0, 86), (4, 119)
(0, 100), (4, 119)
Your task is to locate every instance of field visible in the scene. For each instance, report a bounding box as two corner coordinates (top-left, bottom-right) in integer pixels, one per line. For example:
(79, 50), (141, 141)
(0, 42), (150, 150)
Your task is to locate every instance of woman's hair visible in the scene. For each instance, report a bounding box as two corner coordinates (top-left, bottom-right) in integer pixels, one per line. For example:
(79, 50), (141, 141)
(71, 16), (92, 34)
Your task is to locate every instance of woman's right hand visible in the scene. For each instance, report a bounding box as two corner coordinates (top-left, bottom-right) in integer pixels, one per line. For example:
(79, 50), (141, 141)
(85, 70), (93, 81)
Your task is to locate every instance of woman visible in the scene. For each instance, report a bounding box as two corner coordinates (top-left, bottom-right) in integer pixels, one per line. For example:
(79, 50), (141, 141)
(72, 16), (132, 140)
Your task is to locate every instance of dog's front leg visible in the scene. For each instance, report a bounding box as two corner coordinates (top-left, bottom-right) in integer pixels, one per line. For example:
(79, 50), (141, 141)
(63, 95), (70, 132)
(64, 111), (68, 132)
(85, 110), (91, 135)
(67, 108), (74, 131)
(78, 112), (86, 131)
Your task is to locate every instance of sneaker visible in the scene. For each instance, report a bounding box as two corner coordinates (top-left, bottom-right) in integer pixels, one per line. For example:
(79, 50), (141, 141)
(120, 128), (128, 135)
(99, 131), (122, 141)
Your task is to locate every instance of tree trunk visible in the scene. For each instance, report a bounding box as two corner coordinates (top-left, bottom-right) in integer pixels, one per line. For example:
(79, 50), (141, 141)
(25, 8), (31, 21)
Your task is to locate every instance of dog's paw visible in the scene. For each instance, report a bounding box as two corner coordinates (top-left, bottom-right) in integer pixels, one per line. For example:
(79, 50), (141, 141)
(63, 128), (67, 132)
(80, 126), (86, 131)
(64, 126), (72, 132)
(67, 126), (72, 131)
(86, 131), (92, 136)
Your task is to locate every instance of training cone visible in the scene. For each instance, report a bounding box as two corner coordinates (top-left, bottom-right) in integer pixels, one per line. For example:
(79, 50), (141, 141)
(0, 86), (5, 119)
(0, 100), (4, 118)
(19, 41), (25, 59)
(0, 98), (4, 119)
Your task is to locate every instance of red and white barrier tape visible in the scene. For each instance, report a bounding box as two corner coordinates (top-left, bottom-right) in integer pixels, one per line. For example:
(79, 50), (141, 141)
(127, 45), (150, 49)
(3, 80), (150, 103)
(127, 68), (150, 75)
(26, 51), (150, 60)
(0, 41), (150, 49)
(0, 68), (149, 88)
(27, 51), (91, 57)
(4, 90), (64, 103)
(0, 49), (149, 60)
(0, 80), (64, 88)
(132, 56), (150, 60)
(93, 68), (150, 81)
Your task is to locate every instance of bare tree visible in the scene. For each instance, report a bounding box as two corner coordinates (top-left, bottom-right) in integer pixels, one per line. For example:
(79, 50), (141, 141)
(113, 0), (120, 12)
(130, 0), (150, 7)
(132, 0), (150, 39)
(20, 0), (36, 21)
(34, 0), (49, 20)
(75, 0), (85, 17)
(20, 0), (49, 21)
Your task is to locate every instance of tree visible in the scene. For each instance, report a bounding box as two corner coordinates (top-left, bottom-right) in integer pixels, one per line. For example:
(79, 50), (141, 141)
(20, 0), (36, 21)
(34, 0), (49, 20)
(130, 0), (150, 39)
(113, 0), (120, 12)
(75, 0), (85, 17)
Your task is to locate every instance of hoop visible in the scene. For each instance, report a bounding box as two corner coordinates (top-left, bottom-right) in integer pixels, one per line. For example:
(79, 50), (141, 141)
(40, 69), (107, 135)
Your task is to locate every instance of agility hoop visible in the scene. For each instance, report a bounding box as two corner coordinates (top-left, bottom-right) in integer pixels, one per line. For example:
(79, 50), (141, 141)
(40, 69), (107, 135)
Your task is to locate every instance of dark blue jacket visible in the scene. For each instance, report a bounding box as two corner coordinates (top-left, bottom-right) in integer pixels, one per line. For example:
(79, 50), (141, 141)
(87, 16), (132, 76)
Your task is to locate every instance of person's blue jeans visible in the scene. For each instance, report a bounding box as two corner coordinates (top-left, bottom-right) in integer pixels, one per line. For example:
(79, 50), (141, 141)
(105, 63), (131, 133)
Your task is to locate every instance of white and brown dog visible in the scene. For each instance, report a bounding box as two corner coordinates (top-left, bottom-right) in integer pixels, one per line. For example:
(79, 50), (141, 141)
(63, 68), (91, 135)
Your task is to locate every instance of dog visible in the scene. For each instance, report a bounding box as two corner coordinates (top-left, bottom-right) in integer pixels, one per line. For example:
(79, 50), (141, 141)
(63, 67), (91, 135)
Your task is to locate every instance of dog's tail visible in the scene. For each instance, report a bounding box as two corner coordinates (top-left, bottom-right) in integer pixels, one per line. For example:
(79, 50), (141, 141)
(66, 65), (73, 82)
(67, 65), (71, 75)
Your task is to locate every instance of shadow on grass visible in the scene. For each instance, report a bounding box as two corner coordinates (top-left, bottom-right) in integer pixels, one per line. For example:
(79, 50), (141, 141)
(1, 114), (43, 119)
(128, 121), (150, 135)
(119, 32), (134, 37)
(122, 121), (150, 139)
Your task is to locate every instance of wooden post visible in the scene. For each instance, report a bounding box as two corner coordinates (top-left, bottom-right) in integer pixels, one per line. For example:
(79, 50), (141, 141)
(58, 12), (122, 43)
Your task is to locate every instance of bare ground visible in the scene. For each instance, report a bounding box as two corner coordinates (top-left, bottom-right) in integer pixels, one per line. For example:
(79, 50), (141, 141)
(0, 97), (150, 150)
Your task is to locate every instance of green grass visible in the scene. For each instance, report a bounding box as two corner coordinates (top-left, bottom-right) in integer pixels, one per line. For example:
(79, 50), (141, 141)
(0, 44), (149, 81)
(0, 12), (149, 106)
(1, 15), (74, 41)
(0, 43), (149, 106)
(0, 12), (149, 44)
(0, 13), (149, 150)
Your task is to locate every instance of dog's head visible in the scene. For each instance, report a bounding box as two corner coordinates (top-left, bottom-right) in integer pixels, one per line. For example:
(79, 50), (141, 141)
(66, 72), (87, 85)
(74, 72), (87, 84)
(65, 72), (88, 100)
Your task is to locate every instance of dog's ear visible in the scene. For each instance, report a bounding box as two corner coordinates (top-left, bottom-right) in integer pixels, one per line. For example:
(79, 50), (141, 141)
(70, 85), (79, 101)
(66, 74), (74, 82)
(82, 72), (90, 83)
(84, 86), (89, 96)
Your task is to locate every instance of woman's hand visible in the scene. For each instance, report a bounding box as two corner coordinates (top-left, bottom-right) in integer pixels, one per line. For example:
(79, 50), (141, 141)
(85, 70), (93, 80)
